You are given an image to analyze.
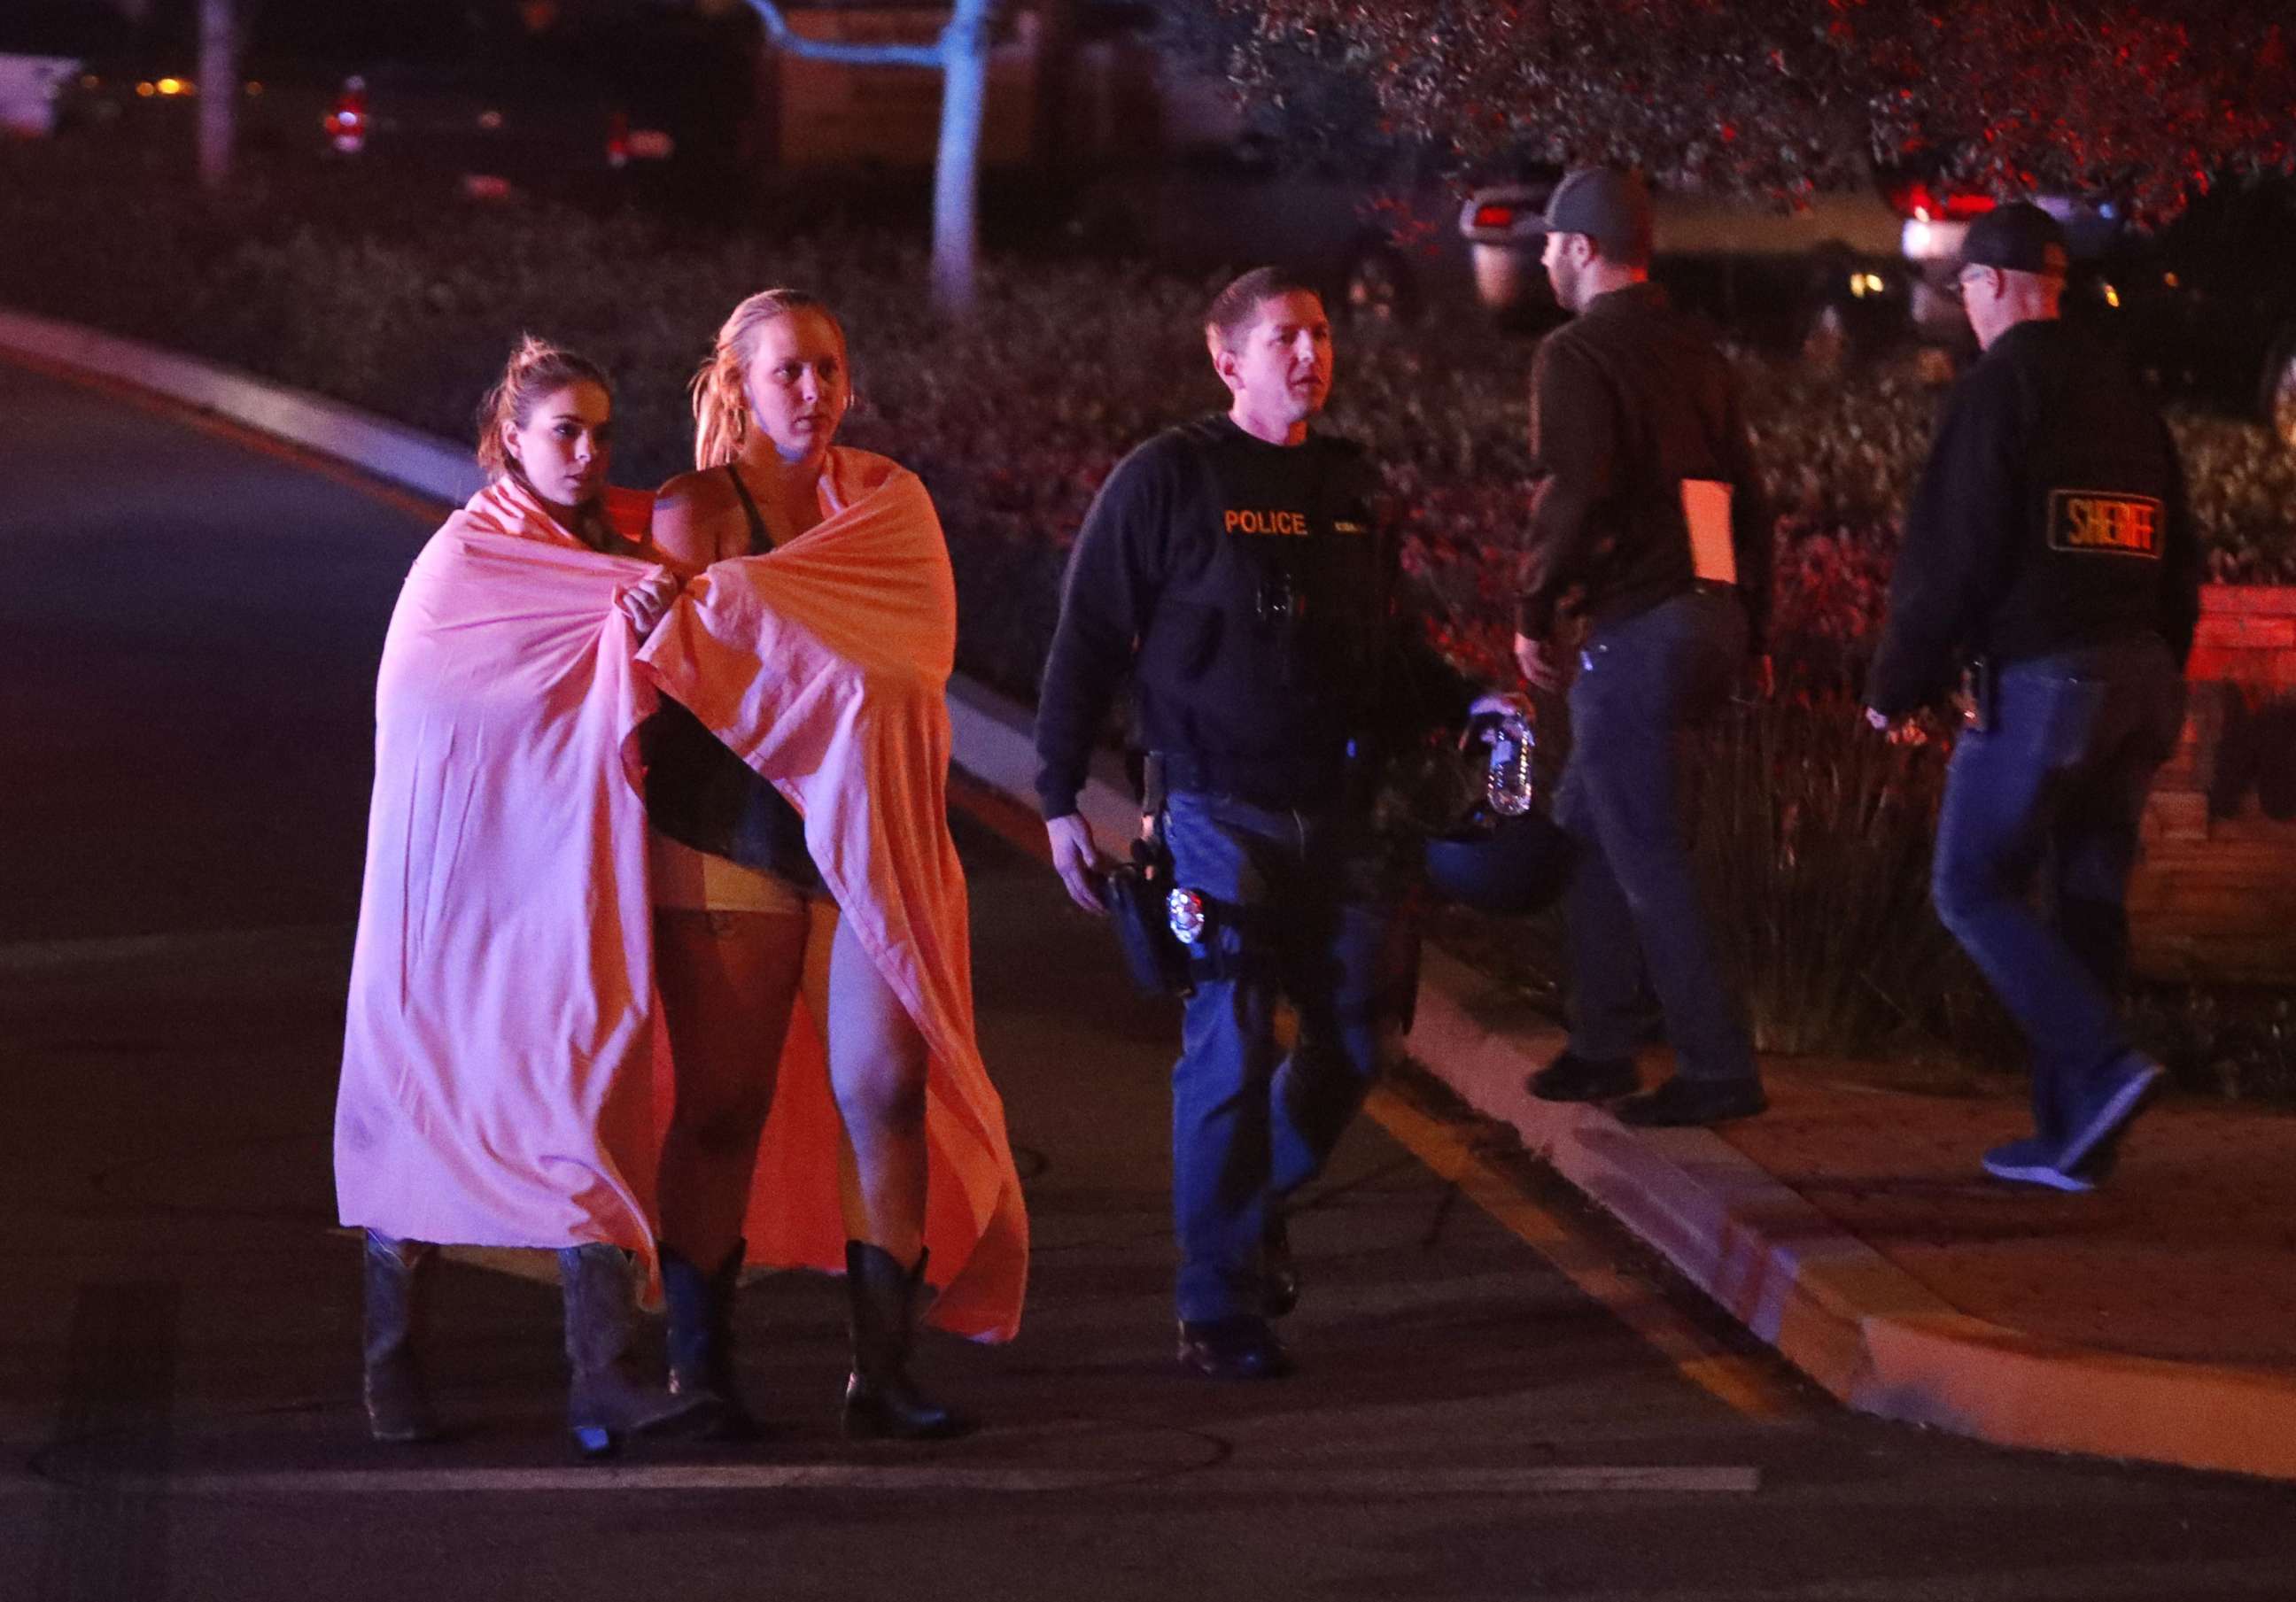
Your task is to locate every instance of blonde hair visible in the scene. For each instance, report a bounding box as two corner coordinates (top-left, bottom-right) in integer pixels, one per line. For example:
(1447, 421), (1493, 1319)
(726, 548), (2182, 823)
(474, 334), (612, 480)
(689, 289), (847, 469)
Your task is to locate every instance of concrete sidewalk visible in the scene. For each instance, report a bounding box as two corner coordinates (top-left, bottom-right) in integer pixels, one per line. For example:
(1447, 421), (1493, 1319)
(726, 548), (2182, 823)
(1410, 950), (2296, 1482)
(12, 304), (2294, 1487)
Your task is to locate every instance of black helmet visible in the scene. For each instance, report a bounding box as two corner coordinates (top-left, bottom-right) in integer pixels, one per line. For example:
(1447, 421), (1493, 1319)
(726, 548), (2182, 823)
(1423, 809), (1575, 915)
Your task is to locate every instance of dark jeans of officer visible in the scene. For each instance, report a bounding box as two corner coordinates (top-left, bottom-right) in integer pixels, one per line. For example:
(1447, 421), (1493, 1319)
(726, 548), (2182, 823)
(1161, 789), (1397, 1324)
(1930, 637), (2185, 1142)
(1556, 587), (1758, 1084)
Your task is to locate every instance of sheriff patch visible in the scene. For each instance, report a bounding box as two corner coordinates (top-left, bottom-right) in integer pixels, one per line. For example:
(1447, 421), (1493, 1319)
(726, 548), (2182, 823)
(2048, 490), (2164, 558)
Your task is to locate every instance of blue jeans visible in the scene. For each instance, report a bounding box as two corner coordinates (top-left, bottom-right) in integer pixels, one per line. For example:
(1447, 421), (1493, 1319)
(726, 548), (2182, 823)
(1931, 638), (2185, 1141)
(1161, 790), (1401, 1322)
(1555, 589), (1757, 1083)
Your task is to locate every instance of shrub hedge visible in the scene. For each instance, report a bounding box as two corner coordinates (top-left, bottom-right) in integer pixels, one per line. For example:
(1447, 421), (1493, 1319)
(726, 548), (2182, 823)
(9, 139), (2294, 1088)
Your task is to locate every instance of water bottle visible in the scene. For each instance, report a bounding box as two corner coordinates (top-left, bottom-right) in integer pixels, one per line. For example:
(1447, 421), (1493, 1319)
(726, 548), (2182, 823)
(1484, 711), (1535, 816)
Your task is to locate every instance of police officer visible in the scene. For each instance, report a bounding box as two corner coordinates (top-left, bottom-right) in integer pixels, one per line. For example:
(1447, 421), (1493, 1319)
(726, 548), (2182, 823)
(1036, 266), (1487, 1380)
(1866, 202), (2203, 1191)
(1513, 167), (1775, 1127)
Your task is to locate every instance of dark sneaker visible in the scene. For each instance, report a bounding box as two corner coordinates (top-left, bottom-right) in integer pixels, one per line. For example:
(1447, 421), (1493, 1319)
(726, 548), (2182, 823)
(1262, 1214), (1299, 1320)
(1981, 1136), (2095, 1194)
(1527, 1051), (1638, 1103)
(1615, 1076), (1766, 1128)
(2058, 1055), (2163, 1175)
(1176, 1316), (1293, 1381)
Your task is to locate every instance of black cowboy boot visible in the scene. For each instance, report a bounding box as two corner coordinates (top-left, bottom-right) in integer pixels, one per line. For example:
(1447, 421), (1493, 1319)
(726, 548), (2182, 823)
(556, 1243), (705, 1459)
(661, 1240), (764, 1440)
(361, 1230), (440, 1443)
(842, 1242), (976, 1441)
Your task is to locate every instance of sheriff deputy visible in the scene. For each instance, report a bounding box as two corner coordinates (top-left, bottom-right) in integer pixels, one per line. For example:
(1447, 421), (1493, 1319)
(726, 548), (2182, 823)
(1865, 201), (2204, 1191)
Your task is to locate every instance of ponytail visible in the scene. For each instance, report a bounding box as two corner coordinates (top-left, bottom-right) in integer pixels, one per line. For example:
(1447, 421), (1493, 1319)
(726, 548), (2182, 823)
(690, 289), (845, 469)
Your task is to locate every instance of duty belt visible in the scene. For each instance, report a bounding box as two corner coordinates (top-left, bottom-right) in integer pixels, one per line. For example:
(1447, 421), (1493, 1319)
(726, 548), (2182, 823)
(1145, 748), (1365, 813)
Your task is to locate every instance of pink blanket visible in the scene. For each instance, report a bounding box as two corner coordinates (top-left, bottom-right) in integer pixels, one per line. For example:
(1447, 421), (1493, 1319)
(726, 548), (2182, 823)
(638, 448), (1028, 1341)
(336, 460), (1028, 1341)
(335, 479), (666, 1258)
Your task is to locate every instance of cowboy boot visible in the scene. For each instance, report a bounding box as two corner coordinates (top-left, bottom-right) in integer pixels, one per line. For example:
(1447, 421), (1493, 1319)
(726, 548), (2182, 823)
(842, 1242), (976, 1441)
(556, 1243), (704, 1459)
(361, 1230), (440, 1443)
(661, 1240), (764, 1440)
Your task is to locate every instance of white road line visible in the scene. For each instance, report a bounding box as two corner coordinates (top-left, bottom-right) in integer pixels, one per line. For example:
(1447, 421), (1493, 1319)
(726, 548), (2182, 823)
(27, 1464), (1758, 1498)
(0, 924), (347, 975)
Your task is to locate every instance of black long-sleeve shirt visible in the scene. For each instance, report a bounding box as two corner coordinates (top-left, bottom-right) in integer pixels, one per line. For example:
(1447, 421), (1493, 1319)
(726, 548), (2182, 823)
(1866, 319), (2202, 718)
(1516, 282), (1773, 649)
(1035, 414), (1474, 818)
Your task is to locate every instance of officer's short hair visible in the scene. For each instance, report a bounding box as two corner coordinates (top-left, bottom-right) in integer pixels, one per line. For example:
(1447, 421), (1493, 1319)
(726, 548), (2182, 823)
(1206, 267), (1324, 352)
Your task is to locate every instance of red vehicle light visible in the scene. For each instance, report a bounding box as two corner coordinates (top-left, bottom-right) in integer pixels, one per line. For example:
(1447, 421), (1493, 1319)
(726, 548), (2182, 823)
(1888, 181), (1999, 223)
(1472, 203), (1518, 230)
(327, 81), (368, 153)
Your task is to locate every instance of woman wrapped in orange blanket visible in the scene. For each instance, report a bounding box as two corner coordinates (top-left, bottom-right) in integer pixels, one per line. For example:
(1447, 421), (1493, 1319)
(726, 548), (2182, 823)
(641, 290), (1027, 1440)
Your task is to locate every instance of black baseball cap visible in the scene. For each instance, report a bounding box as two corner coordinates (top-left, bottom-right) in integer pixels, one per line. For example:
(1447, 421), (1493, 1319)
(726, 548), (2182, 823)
(1957, 202), (2069, 275)
(1532, 167), (1654, 261)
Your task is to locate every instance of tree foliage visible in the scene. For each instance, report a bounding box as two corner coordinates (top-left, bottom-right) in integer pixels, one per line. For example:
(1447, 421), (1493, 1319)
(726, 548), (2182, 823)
(1214, 1), (2296, 214)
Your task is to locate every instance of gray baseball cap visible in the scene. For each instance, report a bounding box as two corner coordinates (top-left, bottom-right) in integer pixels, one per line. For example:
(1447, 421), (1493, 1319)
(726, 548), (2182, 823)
(1532, 167), (1654, 260)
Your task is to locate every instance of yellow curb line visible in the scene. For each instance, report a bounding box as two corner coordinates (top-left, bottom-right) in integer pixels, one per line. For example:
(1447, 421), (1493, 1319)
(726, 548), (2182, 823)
(1362, 1086), (1801, 1424)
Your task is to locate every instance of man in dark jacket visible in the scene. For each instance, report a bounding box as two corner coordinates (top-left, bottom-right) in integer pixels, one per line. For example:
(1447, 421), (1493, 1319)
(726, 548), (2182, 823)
(1867, 203), (2202, 1191)
(1036, 267), (1488, 1381)
(1513, 167), (1774, 1128)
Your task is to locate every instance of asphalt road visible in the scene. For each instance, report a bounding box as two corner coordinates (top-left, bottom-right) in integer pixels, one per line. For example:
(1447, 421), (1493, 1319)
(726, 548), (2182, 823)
(3, 356), (2292, 1602)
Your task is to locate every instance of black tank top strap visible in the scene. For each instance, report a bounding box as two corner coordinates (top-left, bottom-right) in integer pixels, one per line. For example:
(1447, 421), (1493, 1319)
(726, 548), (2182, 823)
(724, 463), (773, 556)
(637, 464), (822, 890)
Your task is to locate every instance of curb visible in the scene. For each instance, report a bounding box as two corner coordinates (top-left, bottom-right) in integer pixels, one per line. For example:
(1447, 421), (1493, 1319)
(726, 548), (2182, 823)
(0, 307), (486, 506)
(10, 307), (2295, 1482)
(1410, 945), (2296, 1482)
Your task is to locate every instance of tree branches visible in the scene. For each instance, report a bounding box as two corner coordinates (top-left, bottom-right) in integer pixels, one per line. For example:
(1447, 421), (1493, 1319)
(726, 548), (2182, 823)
(1218, 1), (2296, 215)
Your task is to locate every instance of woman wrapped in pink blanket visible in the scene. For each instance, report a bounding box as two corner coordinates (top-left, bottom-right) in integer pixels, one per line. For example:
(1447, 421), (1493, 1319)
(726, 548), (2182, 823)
(335, 337), (702, 1455)
(641, 290), (1026, 1440)
(334, 324), (1027, 1453)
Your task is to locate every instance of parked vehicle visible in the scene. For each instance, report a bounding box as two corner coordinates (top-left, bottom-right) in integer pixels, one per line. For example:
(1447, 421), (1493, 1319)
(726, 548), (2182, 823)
(1463, 170), (2174, 364)
(1460, 170), (1924, 353)
(318, 63), (671, 194)
(1461, 166), (2296, 444)
(34, 0), (671, 203)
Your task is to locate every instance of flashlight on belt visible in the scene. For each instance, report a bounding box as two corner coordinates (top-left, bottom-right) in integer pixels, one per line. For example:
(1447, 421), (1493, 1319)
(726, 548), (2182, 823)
(1167, 887), (1208, 948)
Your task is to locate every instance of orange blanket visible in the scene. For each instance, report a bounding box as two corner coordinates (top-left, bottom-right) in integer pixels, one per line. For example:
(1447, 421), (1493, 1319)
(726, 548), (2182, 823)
(638, 448), (1028, 1341)
(335, 461), (1028, 1342)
